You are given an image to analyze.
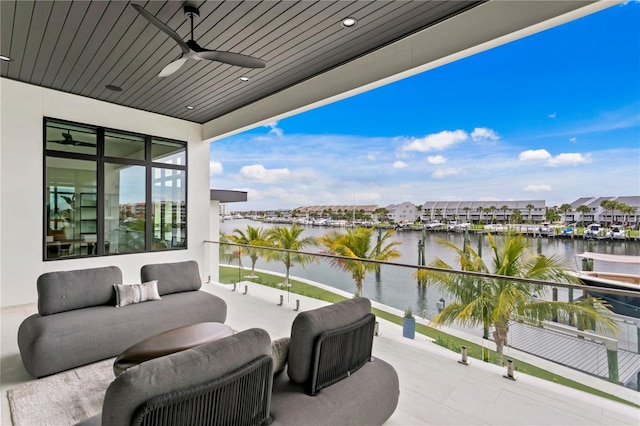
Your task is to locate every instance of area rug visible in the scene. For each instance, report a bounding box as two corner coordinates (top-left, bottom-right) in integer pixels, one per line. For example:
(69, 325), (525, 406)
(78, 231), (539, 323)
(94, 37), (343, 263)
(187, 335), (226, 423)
(7, 358), (114, 426)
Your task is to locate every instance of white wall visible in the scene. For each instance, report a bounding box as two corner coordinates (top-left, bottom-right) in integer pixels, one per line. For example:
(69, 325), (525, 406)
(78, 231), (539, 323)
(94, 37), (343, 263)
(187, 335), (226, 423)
(0, 79), (210, 307)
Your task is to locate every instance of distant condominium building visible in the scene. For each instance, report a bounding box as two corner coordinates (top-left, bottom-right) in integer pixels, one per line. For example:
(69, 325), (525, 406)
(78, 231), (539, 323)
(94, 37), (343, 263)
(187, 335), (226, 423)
(421, 200), (546, 224)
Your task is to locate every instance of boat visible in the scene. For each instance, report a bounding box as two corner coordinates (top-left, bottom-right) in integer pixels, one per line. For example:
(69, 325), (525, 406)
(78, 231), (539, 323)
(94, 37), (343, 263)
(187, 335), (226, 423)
(583, 223), (601, 238)
(561, 223), (576, 236)
(605, 225), (626, 240)
(573, 252), (640, 318)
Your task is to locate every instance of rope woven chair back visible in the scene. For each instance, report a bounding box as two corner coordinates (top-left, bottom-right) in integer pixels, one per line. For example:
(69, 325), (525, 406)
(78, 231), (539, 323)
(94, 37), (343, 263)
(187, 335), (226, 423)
(132, 355), (273, 426)
(308, 313), (376, 396)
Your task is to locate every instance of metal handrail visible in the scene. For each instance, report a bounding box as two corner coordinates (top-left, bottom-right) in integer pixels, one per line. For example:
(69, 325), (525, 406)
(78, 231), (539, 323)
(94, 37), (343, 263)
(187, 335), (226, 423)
(204, 240), (639, 298)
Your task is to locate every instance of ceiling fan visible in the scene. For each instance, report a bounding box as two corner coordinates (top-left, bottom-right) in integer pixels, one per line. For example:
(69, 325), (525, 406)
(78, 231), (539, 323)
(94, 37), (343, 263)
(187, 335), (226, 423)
(48, 131), (95, 147)
(132, 4), (266, 77)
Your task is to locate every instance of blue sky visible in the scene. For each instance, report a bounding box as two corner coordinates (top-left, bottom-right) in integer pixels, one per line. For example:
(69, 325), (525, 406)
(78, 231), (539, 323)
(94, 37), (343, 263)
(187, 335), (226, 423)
(210, 2), (640, 211)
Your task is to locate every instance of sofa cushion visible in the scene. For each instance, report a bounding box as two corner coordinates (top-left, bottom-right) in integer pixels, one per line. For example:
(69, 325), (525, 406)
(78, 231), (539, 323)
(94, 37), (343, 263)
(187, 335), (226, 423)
(287, 297), (371, 384)
(37, 266), (122, 315)
(140, 261), (202, 295)
(271, 360), (399, 426)
(114, 281), (161, 307)
(271, 337), (290, 375)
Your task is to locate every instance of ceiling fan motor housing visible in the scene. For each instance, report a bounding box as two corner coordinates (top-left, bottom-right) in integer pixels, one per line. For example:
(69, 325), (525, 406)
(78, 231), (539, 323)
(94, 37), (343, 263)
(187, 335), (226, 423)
(184, 5), (200, 19)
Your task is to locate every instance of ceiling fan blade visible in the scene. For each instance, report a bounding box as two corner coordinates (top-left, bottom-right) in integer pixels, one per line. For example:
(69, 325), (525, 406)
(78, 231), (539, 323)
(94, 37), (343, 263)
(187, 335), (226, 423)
(48, 140), (95, 147)
(196, 50), (266, 68)
(132, 4), (190, 55)
(159, 57), (188, 77)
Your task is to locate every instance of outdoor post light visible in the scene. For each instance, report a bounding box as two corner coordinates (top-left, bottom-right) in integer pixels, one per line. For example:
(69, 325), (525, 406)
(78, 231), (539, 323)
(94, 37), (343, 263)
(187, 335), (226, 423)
(504, 359), (516, 380)
(458, 346), (469, 365)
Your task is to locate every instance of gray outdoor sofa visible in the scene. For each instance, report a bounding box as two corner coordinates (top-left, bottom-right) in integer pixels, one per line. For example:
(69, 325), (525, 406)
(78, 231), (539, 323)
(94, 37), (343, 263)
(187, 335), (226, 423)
(78, 297), (399, 426)
(17, 261), (227, 378)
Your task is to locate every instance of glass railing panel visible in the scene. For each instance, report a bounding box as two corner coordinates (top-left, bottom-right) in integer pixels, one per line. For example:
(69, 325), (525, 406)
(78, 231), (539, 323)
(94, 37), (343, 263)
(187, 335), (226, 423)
(205, 236), (640, 396)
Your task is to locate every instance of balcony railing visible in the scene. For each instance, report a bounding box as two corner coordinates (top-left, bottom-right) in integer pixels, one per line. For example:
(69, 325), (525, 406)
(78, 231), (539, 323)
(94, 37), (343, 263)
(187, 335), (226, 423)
(204, 239), (640, 398)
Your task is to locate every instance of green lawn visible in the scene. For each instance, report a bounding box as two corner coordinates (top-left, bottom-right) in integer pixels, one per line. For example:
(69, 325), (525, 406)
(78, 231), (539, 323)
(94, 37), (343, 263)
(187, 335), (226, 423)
(219, 265), (638, 408)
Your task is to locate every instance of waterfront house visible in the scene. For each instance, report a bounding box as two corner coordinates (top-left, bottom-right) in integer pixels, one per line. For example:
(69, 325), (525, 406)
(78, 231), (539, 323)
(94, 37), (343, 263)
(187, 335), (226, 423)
(2, 1), (637, 424)
(385, 202), (421, 224)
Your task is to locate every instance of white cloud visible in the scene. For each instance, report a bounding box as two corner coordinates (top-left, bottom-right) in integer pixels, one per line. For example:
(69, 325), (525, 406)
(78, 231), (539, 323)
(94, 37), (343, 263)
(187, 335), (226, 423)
(471, 127), (499, 142)
(210, 161), (223, 174)
(523, 184), (552, 192)
(518, 149), (591, 166)
(569, 137), (577, 143)
(427, 155), (447, 165)
(547, 153), (592, 166)
(239, 164), (290, 182)
(402, 130), (468, 152)
(393, 161), (408, 169)
(548, 113), (557, 118)
(432, 168), (460, 178)
(367, 154), (376, 161)
(519, 149), (552, 161)
(264, 121), (284, 138)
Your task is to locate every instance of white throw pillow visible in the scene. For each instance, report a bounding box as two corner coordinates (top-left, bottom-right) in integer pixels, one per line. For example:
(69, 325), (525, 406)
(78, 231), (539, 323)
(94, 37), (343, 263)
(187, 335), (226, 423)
(114, 280), (161, 307)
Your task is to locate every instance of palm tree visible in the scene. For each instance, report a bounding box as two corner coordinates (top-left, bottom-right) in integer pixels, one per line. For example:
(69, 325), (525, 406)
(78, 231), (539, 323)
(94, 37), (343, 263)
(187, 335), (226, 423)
(489, 206), (497, 224)
(559, 203), (573, 224)
(620, 203), (636, 226)
(500, 205), (509, 223)
(545, 206), (560, 223)
(463, 206), (471, 222)
(373, 207), (389, 223)
(484, 207), (492, 224)
(526, 204), (535, 224)
(600, 199), (615, 226)
(511, 209), (522, 224)
(416, 232), (617, 364)
(318, 227), (402, 296)
(219, 232), (244, 269)
(265, 224), (318, 286)
(228, 225), (271, 277)
(576, 205), (591, 225)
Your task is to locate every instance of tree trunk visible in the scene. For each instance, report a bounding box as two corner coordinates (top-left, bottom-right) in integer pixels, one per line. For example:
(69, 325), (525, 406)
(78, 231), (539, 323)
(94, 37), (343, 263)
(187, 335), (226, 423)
(482, 320), (490, 362)
(493, 323), (509, 365)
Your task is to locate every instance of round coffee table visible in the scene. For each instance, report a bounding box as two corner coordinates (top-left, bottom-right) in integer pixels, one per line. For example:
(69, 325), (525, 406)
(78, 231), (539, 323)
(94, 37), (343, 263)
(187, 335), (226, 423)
(113, 322), (234, 376)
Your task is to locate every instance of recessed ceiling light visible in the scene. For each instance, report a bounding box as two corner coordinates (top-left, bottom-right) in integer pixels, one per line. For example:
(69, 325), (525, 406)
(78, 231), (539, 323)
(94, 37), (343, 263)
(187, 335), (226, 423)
(105, 84), (122, 92)
(239, 76), (250, 82)
(0, 55), (11, 61)
(341, 17), (357, 28)
(186, 105), (195, 110)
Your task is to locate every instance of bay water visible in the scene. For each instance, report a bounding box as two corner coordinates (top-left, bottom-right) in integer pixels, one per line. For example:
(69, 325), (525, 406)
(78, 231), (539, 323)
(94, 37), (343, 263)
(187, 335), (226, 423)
(220, 219), (639, 318)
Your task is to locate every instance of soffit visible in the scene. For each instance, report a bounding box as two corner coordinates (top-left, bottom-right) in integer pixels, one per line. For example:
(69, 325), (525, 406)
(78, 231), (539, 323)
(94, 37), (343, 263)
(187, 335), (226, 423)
(1, 0), (480, 124)
(1, 1), (612, 141)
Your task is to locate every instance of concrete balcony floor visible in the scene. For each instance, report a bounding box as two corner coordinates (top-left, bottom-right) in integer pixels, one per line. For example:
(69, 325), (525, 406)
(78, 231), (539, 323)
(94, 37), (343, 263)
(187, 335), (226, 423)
(2, 281), (639, 425)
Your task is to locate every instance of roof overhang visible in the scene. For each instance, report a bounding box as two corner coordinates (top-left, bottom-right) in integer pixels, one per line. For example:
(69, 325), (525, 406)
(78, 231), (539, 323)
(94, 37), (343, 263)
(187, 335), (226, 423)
(210, 189), (248, 203)
(203, 0), (614, 142)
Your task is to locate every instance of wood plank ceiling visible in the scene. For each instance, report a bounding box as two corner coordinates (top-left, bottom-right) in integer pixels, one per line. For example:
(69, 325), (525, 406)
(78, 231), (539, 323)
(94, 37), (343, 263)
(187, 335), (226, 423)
(0, 1), (480, 124)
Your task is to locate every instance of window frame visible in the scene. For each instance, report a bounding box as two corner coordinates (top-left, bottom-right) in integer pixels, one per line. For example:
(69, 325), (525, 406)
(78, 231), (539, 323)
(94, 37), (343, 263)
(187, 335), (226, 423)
(43, 117), (188, 261)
